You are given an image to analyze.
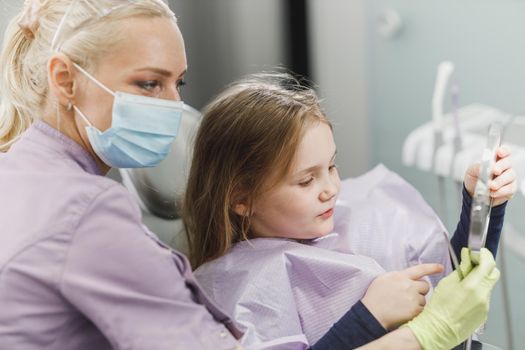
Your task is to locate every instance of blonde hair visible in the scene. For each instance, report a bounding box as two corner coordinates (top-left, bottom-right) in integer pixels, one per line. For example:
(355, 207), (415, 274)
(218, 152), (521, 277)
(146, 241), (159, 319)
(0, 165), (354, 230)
(0, 0), (175, 151)
(183, 72), (331, 268)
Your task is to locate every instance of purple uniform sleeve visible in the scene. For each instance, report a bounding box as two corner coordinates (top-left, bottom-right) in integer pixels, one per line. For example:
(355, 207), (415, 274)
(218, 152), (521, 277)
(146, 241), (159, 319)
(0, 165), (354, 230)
(59, 184), (239, 350)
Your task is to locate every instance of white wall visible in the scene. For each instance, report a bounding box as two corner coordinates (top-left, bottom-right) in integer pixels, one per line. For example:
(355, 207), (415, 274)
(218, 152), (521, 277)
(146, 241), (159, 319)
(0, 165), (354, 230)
(308, 0), (369, 178)
(169, 0), (287, 109)
(0, 1), (24, 47)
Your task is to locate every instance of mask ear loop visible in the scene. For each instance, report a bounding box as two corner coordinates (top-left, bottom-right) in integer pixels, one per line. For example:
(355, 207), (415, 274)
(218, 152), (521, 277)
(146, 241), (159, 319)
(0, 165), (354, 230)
(71, 62), (116, 128)
(72, 63), (115, 97)
(72, 105), (94, 128)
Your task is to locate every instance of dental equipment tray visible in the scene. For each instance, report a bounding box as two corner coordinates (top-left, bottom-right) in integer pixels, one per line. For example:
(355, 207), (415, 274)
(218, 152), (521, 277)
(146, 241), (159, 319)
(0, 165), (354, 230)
(402, 104), (525, 197)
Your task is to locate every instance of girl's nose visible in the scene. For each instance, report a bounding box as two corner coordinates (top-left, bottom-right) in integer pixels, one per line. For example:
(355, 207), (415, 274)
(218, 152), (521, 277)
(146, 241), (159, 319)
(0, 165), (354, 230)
(319, 178), (338, 202)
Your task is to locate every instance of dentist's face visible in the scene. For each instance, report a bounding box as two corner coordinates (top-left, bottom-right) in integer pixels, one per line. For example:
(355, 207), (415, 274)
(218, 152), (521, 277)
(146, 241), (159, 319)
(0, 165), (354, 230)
(73, 17), (187, 171)
(250, 122), (340, 240)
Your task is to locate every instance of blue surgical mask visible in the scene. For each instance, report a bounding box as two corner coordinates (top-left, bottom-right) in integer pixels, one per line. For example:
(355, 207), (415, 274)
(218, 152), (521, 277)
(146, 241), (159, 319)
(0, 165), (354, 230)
(72, 63), (183, 169)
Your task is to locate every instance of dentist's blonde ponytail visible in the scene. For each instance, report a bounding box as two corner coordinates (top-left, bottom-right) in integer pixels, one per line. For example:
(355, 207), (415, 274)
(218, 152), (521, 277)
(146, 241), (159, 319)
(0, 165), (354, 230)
(0, 0), (175, 151)
(0, 10), (42, 151)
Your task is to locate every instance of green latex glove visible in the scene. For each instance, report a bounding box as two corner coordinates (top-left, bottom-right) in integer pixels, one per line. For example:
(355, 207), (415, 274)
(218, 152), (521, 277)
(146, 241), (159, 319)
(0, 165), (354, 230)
(406, 248), (500, 350)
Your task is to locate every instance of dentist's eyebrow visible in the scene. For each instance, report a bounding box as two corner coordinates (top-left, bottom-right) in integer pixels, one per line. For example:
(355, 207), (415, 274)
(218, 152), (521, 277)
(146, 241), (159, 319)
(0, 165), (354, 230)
(294, 150), (337, 176)
(134, 67), (187, 79)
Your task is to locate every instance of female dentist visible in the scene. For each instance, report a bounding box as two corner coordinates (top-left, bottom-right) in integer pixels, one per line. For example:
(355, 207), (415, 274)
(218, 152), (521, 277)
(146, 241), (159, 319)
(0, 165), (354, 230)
(0, 1), (499, 349)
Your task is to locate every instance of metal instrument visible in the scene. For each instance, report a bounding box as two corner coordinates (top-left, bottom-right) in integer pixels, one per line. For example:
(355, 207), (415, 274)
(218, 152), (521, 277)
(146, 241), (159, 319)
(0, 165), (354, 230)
(468, 123), (502, 264)
(465, 122), (503, 350)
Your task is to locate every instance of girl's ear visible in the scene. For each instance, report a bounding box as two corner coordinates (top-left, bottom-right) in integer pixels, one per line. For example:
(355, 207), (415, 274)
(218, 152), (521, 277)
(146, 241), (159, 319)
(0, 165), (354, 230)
(233, 203), (249, 217)
(231, 187), (252, 217)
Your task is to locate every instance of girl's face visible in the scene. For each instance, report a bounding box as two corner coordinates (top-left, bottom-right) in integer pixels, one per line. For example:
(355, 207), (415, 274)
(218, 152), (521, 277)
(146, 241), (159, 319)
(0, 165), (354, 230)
(250, 122), (340, 240)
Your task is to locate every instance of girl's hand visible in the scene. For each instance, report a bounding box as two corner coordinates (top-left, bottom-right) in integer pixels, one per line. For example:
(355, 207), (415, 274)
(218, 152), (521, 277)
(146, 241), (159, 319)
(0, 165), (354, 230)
(464, 146), (517, 206)
(361, 264), (444, 330)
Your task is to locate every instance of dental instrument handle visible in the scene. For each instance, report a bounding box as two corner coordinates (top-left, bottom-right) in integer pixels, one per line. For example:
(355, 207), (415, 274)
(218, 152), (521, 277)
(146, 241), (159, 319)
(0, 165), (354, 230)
(432, 62), (454, 225)
(450, 81), (463, 208)
(432, 61), (455, 132)
(451, 82), (462, 150)
(451, 81), (463, 168)
(464, 336), (472, 350)
(442, 231), (463, 280)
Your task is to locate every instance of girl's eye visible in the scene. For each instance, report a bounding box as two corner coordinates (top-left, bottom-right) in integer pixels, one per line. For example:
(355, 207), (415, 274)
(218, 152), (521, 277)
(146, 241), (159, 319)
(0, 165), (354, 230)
(299, 177), (314, 187)
(329, 163), (337, 171)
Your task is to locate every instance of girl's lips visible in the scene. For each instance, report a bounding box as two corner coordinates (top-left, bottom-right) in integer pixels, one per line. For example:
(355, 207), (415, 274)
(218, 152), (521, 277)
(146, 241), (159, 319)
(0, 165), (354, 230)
(319, 208), (334, 219)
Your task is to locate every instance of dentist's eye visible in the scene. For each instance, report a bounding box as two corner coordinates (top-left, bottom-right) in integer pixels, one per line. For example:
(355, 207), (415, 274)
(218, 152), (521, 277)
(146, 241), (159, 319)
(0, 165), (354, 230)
(299, 177), (314, 187)
(329, 164), (338, 172)
(177, 79), (187, 91)
(136, 80), (161, 93)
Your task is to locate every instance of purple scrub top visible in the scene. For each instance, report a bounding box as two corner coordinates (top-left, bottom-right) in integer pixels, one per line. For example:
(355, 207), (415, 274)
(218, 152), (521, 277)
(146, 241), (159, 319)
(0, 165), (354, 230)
(0, 120), (241, 349)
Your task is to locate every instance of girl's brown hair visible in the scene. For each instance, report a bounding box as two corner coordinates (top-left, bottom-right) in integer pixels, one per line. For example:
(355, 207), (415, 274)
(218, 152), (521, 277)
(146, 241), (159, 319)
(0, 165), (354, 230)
(182, 72), (331, 268)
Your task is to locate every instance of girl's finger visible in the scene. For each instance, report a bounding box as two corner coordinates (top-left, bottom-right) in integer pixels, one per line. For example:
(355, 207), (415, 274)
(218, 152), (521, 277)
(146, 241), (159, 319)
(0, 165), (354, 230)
(497, 145), (511, 159)
(490, 169), (516, 190)
(491, 182), (517, 199)
(492, 157), (513, 176)
(467, 163), (481, 177)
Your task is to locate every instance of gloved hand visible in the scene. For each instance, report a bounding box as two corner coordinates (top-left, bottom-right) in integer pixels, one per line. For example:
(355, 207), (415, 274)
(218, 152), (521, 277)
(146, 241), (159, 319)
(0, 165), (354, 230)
(406, 248), (500, 350)
(362, 263), (444, 330)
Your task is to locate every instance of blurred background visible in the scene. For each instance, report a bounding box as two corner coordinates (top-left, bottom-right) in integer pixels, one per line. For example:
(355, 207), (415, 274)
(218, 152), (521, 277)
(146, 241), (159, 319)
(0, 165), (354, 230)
(2, 0), (524, 347)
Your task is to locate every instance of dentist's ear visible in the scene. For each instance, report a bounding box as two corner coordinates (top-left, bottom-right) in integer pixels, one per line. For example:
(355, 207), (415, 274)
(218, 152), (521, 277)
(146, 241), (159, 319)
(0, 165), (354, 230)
(47, 53), (77, 108)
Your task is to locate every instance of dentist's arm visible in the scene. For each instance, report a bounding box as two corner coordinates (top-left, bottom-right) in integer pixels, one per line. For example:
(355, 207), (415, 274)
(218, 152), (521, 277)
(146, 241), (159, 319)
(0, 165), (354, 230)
(60, 185), (240, 349)
(405, 248), (499, 350)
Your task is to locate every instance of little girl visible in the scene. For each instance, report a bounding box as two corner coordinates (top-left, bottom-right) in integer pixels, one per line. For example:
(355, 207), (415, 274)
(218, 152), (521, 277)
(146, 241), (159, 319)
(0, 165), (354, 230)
(183, 73), (515, 349)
